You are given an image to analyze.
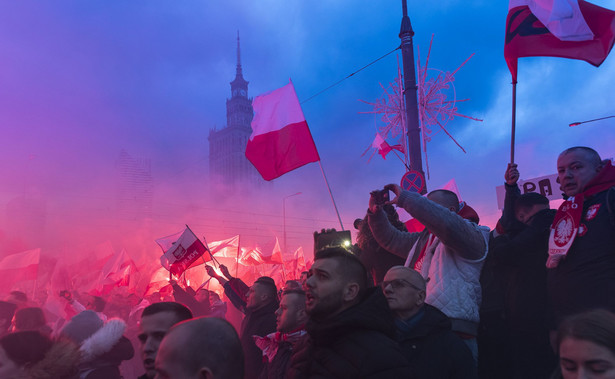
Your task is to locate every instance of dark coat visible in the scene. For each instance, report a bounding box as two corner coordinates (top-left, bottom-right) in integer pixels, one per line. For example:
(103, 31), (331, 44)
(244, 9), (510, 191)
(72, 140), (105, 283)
(258, 340), (295, 379)
(397, 304), (477, 379)
(288, 287), (412, 379)
(241, 300), (279, 379)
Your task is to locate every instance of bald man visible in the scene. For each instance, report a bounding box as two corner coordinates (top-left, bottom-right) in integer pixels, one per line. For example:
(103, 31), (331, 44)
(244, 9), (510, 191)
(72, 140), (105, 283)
(383, 266), (476, 379)
(155, 317), (244, 379)
(368, 185), (489, 359)
(548, 147), (615, 325)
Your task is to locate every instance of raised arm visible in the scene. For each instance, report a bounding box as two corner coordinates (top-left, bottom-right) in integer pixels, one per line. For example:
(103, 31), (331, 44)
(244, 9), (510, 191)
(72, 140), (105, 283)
(386, 184), (486, 261)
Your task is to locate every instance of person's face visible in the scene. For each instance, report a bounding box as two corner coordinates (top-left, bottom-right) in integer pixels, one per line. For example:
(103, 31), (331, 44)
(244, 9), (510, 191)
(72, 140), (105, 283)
(558, 150), (602, 197)
(560, 337), (615, 379)
(138, 312), (180, 378)
(155, 329), (200, 379)
(246, 283), (267, 310)
(0, 346), (21, 379)
(195, 290), (209, 303)
(382, 269), (425, 315)
(305, 258), (346, 320)
(515, 204), (549, 224)
(275, 293), (304, 333)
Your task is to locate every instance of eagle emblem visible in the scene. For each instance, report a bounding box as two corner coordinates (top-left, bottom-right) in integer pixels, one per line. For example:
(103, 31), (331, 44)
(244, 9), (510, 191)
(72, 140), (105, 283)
(554, 216), (575, 247)
(585, 204), (601, 221)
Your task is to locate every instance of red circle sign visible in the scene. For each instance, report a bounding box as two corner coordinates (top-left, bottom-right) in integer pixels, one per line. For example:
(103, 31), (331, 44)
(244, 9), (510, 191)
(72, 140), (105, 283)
(400, 171), (425, 193)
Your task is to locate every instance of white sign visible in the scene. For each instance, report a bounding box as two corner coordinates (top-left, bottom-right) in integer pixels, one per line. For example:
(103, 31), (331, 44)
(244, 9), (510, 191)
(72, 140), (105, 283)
(495, 173), (560, 210)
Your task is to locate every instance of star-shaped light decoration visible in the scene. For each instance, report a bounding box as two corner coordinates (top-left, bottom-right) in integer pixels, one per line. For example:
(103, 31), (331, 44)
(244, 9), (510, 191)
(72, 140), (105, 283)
(361, 36), (482, 178)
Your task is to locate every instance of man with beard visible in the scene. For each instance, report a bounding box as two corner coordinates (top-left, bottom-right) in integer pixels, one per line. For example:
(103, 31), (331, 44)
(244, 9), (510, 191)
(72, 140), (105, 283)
(137, 302), (192, 379)
(207, 265), (278, 379)
(288, 247), (411, 378)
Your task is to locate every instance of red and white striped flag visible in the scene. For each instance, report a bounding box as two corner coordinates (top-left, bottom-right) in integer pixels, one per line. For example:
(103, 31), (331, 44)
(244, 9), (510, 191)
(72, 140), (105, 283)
(0, 249), (40, 290)
(245, 80), (320, 181)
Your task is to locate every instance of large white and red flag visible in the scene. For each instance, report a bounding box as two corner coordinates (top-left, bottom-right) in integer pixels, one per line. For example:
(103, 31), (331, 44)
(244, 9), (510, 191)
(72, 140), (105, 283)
(245, 80), (320, 181)
(263, 237), (284, 264)
(505, 0), (615, 81)
(159, 227), (210, 277)
(0, 248), (40, 290)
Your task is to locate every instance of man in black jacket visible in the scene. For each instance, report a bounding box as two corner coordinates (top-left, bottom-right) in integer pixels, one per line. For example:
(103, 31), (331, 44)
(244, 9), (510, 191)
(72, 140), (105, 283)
(383, 266), (476, 379)
(207, 265), (278, 379)
(288, 247), (411, 379)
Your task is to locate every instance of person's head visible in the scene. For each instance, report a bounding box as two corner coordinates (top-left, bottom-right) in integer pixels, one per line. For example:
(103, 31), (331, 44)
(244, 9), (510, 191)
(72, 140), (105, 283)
(155, 317), (244, 379)
(284, 280), (302, 291)
(557, 309), (615, 379)
(209, 292), (221, 302)
(0, 331), (52, 378)
(245, 277), (277, 311)
(195, 289), (210, 303)
(11, 307), (47, 333)
(275, 289), (308, 333)
(305, 247), (368, 320)
(86, 295), (106, 313)
(558, 147), (604, 197)
(139, 302), (193, 379)
(514, 192), (550, 224)
(299, 271), (308, 285)
(427, 190), (460, 212)
(382, 266), (426, 320)
(6, 291), (28, 308)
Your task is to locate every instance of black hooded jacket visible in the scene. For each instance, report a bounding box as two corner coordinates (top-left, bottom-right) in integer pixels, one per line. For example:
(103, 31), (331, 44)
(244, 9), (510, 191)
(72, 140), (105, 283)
(288, 287), (412, 379)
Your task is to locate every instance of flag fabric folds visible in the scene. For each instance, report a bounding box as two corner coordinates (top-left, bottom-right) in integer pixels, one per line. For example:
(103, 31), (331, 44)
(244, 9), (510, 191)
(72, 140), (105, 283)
(0, 249), (40, 290)
(505, 0), (615, 81)
(245, 80), (320, 181)
(159, 227), (210, 277)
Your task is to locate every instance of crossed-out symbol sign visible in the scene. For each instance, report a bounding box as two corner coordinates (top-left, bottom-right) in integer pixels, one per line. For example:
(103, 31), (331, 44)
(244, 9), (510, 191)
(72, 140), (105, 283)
(401, 171), (425, 193)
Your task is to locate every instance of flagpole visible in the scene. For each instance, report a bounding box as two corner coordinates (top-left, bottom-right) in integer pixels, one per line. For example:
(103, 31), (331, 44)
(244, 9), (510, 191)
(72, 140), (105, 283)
(318, 161), (345, 230)
(511, 80), (517, 164)
(235, 235), (241, 278)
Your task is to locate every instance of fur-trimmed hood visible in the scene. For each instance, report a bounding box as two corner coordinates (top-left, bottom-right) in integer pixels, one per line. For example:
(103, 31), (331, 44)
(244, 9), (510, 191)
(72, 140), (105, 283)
(79, 318), (127, 362)
(16, 339), (80, 379)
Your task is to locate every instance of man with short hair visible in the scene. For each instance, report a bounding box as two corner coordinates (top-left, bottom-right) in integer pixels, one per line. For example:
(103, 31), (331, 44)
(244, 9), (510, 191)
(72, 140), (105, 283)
(255, 289), (308, 379)
(383, 266), (476, 379)
(288, 247), (411, 378)
(207, 265), (278, 379)
(155, 317), (244, 379)
(367, 184), (489, 359)
(548, 147), (615, 324)
(137, 302), (193, 379)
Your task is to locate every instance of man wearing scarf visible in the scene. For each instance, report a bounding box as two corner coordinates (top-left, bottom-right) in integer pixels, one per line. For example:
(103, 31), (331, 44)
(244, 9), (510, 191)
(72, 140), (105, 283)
(547, 146), (615, 326)
(367, 184), (490, 362)
(254, 289), (308, 379)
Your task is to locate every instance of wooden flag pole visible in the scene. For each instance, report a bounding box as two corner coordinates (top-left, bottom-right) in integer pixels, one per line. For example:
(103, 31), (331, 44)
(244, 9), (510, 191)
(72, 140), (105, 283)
(318, 161), (344, 230)
(236, 235), (241, 278)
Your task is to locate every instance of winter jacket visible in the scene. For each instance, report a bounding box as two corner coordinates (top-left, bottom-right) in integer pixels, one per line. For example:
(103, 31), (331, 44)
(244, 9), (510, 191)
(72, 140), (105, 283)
(15, 339), (80, 379)
(240, 300), (279, 379)
(368, 190), (489, 335)
(287, 287), (412, 379)
(396, 304), (477, 379)
(68, 317), (135, 379)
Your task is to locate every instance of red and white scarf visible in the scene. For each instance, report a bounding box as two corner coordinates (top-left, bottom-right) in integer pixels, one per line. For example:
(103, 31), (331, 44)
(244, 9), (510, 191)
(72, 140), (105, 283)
(547, 161), (615, 268)
(253, 328), (307, 362)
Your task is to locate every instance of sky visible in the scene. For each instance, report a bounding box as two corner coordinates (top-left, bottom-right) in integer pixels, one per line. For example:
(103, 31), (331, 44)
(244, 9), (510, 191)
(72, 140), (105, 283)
(0, 0), (614, 266)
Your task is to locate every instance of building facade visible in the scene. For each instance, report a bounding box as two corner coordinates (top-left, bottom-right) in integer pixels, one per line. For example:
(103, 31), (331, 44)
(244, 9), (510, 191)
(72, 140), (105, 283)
(208, 34), (262, 190)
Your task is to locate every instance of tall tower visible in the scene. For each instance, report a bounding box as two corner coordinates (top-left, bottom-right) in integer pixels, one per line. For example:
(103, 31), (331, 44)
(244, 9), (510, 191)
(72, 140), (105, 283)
(208, 33), (261, 190)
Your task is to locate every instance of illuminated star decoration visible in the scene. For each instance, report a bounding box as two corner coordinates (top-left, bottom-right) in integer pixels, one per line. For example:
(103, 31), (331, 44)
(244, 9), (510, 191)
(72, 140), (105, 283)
(361, 36), (482, 178)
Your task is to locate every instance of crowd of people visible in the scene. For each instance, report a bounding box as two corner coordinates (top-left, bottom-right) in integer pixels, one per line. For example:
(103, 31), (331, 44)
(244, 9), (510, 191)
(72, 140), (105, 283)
(1, 145), (615, 379)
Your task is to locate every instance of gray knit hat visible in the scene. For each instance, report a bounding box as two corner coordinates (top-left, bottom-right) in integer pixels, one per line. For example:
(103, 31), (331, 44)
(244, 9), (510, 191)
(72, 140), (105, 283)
(59, 310), (103, 344)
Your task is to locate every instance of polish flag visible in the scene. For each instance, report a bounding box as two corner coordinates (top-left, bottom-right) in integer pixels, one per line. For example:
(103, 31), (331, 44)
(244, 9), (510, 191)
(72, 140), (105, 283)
(263, 237), (284, 264)
(505, 0), (615, 81)
(0, 249), (40, 289)
(245, 80), (320, 181)
(159, 227), (210, 277)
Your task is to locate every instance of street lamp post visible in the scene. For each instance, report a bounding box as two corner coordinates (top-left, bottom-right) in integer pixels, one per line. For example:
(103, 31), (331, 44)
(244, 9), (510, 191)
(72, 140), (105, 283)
(283, 192), (302, 256)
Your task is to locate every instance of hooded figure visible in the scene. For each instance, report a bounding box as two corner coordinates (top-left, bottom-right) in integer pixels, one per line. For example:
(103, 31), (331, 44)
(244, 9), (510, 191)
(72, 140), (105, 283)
(60, 310), (134, 379)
